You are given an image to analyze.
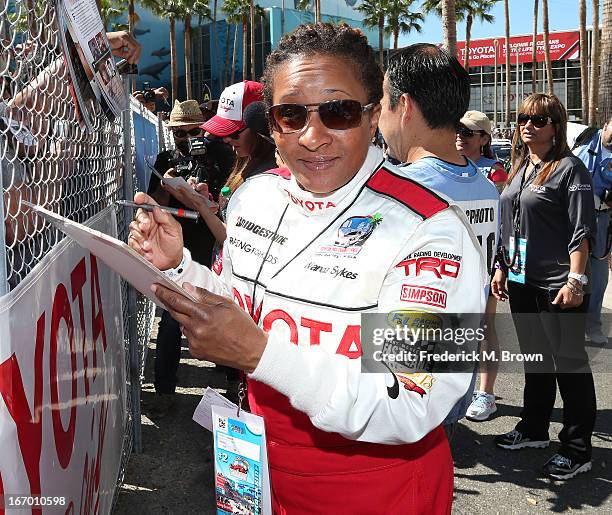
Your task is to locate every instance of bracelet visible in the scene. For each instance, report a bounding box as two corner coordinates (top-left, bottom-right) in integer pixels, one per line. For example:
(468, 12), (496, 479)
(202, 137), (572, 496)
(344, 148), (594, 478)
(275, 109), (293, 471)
(565, 281), (584, 296)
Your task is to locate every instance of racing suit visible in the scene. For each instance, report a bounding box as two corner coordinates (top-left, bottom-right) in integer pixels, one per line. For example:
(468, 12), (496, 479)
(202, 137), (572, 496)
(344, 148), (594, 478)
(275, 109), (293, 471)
(168, 146), (487, 514)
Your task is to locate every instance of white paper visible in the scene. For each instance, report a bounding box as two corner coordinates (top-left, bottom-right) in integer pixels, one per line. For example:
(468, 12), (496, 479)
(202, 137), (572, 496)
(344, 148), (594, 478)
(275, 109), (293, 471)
(160, 174), (214, 208)
(23, 202), (198, 308)
(193, 387), (238, 432)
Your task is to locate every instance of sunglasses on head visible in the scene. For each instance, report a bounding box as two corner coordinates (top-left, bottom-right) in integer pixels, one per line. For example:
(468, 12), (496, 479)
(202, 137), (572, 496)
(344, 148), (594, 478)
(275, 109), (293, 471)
(267, 99), (375, 134)
(517, 114), (554, 128)
(172, 128), (203, 138)
(456, 125), (484, 138)
(226, 127), (246, 140)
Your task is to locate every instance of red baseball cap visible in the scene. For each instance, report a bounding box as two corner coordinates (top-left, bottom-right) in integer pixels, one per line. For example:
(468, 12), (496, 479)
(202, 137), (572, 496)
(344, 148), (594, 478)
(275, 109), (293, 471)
(202, 81), (264, 137)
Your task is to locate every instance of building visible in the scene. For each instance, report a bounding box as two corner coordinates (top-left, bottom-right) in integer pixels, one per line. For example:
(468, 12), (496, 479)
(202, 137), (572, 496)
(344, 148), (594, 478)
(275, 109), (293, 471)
(190, 1), (390, 100)
(459, 29), (592, 126)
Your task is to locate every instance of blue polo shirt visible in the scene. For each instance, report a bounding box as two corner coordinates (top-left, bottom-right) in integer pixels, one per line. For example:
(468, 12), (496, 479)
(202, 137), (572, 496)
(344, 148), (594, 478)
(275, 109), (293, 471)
(573, 129), (612, 202)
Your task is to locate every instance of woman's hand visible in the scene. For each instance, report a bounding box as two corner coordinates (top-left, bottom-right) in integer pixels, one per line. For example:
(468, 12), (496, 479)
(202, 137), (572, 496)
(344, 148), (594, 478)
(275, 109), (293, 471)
(161, 169), (211, 211)
(186, 179), (219, 214)
(551, 284), (584, 309)
(128, 192), (184, 270)
(491, 268), (508, 301)
(152, 282), (268, 372)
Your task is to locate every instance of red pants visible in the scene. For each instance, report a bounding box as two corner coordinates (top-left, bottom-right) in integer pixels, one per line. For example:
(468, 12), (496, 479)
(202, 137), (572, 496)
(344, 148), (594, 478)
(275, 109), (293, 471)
(267, 426), (453, 515)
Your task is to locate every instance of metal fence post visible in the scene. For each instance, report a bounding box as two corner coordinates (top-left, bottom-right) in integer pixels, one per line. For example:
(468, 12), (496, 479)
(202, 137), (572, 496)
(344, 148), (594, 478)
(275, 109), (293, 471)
(0, 159), (8, 296)
(122, 77), (143, 453)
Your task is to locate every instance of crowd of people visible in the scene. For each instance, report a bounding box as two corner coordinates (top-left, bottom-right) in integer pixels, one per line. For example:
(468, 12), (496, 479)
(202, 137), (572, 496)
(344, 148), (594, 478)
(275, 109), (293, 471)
(122, 21), (612, 512)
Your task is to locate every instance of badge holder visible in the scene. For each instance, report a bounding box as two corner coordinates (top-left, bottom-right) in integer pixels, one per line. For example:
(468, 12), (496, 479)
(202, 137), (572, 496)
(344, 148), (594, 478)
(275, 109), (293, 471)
(193, 382), (271, 514)
(212, 394), (271, 514)
(508, 236), (527, 284)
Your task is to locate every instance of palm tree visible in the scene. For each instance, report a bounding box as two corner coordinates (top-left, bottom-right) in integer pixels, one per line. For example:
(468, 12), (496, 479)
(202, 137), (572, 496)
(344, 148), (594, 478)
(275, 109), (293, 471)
(588, 0), (601, 126)
(250, 1), (255, 80)
(223, 21), (234, 87)
(531, 0), (538, 93)
(212, 0), (223, 93)
(461, 1), (497, 69)
(541, 0), (554, 94)
(222, 0), (250, 82)
(296, 0), (321, 22)
(183, 1), (211, 100)
(386, 0), (423, 50)
(503, 0), (510, 125)
(139, 0), (185, 102)
(599, 0), (612, 125)
(99, 0), (127, 30)
(579, 0), (589, 120)
(222, 0), (250, 81)
(356, 0), (388, 65)
(442, 0), (458, 56)
(424, 1), (497, 69)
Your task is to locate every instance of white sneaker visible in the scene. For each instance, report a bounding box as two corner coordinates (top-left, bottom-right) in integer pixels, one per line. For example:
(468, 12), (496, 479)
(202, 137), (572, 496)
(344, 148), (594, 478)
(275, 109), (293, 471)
(585, 332), (608, 345)
(466, 391), (497, 421)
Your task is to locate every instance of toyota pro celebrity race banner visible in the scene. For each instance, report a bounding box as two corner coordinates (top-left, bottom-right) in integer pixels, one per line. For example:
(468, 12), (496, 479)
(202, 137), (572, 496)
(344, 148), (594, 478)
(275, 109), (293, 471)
(0, 207), (126, 514)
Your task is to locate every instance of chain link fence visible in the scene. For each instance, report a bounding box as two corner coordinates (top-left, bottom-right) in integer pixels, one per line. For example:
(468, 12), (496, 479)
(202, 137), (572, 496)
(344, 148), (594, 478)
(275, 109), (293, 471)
(0, 0), (170, 507)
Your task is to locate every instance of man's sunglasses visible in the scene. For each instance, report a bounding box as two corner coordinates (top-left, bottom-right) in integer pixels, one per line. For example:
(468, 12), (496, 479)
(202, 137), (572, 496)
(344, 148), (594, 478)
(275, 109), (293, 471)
(517, 114), (554, 128)
(267, 100), (375, 134)
(226, 127), (246, 140)
(172, 128), (203, 138)
(456, 126), (484, 138)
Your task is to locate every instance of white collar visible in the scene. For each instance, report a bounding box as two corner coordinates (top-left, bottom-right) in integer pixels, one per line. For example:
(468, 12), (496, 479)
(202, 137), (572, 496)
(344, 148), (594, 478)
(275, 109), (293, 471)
(278, 145), (384, 217)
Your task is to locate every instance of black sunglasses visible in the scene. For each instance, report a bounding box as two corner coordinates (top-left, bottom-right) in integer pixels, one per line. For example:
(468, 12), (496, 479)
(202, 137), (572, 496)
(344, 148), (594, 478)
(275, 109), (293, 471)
(456, 125), (485, 138)
(172, 128), (203, 138)
(517, 114), (554, 128)
(226, 127), (246, 140)
(267, 100), (375, 134)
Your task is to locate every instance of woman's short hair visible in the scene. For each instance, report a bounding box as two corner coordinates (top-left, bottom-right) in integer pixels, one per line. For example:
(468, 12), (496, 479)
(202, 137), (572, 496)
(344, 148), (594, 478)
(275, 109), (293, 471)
(509, 93), (570, 185)
(261, 23), (383, 107)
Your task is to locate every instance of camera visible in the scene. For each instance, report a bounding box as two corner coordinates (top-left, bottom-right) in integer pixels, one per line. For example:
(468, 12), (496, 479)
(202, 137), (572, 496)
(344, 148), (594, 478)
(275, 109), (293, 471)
(141, 82), (156, 103)
(169, 136), (215, 182)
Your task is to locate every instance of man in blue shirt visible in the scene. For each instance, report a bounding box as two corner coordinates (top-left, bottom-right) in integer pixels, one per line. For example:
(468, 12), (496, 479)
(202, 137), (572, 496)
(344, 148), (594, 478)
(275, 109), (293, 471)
(573, 118), (612, 345)
(378, 44), (500, 434)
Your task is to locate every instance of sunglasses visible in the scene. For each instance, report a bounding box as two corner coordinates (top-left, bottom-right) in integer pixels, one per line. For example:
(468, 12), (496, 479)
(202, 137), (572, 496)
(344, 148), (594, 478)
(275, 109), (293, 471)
(517, 114), (554, 128)
(267, 100), (375, 134)
(456, 126), (485, 138)
(172, 128), (203, 138)
(226, 127), (246, 140)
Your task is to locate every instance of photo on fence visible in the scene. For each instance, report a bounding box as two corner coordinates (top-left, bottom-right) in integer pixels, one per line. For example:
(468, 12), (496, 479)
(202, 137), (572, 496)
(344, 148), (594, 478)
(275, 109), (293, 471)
(55, 0), (125, 128)
(55, 0), (97, 131)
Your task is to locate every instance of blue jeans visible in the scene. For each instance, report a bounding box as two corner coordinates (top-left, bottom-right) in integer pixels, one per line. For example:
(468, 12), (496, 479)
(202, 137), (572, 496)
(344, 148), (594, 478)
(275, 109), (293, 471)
(587, 210), (610, 335)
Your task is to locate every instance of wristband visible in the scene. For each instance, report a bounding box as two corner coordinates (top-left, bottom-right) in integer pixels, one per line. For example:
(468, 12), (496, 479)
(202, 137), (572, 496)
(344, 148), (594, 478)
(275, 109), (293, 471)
(163, 249), (190, 280)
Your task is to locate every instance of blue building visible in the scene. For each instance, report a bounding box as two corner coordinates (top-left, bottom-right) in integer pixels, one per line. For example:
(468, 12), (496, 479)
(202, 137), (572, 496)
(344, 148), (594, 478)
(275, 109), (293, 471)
(131, 1), (390, 102)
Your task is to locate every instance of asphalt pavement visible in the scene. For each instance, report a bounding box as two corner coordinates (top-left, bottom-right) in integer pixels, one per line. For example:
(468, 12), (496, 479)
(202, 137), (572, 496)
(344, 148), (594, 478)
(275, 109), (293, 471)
(115, 273), (612, 514)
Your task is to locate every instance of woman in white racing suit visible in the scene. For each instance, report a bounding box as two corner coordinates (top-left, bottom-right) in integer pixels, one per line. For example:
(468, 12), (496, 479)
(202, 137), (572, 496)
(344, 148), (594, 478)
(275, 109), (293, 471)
(129, 23), (486, 515)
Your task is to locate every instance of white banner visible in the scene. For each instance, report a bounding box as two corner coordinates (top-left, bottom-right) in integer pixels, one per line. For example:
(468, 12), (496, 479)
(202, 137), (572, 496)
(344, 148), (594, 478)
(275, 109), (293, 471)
(0, 207), (125, 514)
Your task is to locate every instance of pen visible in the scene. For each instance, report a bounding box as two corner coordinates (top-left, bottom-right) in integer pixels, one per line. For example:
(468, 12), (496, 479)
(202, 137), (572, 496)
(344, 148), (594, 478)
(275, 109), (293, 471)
(116, 200), (200, 220)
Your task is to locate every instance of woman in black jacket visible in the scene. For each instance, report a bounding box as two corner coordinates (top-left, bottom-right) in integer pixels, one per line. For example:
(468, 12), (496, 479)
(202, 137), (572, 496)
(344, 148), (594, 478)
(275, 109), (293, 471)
(491, 93), (596, 480)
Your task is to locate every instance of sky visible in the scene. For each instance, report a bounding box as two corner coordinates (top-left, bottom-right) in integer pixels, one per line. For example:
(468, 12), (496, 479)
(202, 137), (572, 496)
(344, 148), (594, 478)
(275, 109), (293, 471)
(398, 0), (604, 47)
